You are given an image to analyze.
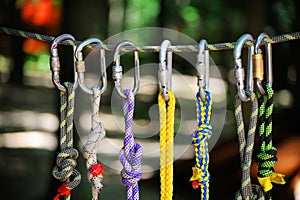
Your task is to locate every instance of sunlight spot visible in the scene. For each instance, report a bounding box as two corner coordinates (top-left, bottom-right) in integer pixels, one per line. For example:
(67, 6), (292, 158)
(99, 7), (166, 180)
(0, 131), (57, 150)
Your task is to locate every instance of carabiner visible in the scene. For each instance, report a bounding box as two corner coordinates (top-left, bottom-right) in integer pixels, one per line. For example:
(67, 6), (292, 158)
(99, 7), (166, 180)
(75, 38), (107, 95)
(253, 33), (273, 95)
(50, 34), (78, 92)
(112, 40), (140, 98)
(158, 40), (172, 101)
(197, 39), (210, 101)
(233, 34), (254, 102)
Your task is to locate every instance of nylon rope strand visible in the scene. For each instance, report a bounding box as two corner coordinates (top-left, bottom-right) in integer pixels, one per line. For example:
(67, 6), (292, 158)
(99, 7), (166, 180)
(1, 26), (300, 51)
(189, 91), (212, 200)
(255, 86), (285, 200)
(52, 82), (81, 200)
(158, 90), (176, 200)
(82, 86), (106, 200)
(234, 92), (265, 200)
(119, 89), (143, 200)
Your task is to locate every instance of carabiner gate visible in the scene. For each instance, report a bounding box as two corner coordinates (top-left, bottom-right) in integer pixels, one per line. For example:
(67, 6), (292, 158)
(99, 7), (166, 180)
(50, 34), (78, 92)
(233, 34), (254, 102)
(158, 40), (172, 101)
(112, 40), (140, 98)
(75, 38), (107, 95)
(253, 32), (273, 95)
(197, 39), (209, 101)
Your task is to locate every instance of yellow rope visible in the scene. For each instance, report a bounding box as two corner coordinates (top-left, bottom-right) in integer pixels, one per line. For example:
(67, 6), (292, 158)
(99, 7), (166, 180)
(158, 90), (176, 200)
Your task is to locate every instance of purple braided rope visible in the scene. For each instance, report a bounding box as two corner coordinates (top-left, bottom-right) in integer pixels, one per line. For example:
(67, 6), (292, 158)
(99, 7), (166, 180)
(119, 89), (142, 200)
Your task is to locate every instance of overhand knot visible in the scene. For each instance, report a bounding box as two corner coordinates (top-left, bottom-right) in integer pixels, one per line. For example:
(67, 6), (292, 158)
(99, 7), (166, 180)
(119, 143), (142, 187)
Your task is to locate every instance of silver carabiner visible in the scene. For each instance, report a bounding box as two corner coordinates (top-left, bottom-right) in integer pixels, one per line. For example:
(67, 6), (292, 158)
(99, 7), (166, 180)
(75, 38), (107, 95)
(253, 32), (273, 95)
(112, 40), (140, 98)
(158, 40), (172, 101)
(50, 34), (78, 92)
(197, 39), (210, 101)
(233, 34), (254, 102)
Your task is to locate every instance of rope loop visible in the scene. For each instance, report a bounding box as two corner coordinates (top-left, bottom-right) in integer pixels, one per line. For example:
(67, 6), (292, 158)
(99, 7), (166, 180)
(120, 89), (142, 200)
(52, 82), (81, 199)
(234, 92), (265, 200)
(255, 85), (285, 198)
(190, 91), (212, 200)
(82, 86), (106, 199)
(158, 90), (176, 200)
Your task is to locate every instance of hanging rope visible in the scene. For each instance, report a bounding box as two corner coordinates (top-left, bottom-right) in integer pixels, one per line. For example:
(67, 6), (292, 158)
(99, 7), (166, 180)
(255, 86), (285, 200)
(82, 86), (106, 200)
(158, 90), (176, 200)
(52, 82), (81, 200)
(190, 91), (212, 200)
(1, 26), (300, 52)
(234, 92), (265, 200)
(119, 89), (143, 200)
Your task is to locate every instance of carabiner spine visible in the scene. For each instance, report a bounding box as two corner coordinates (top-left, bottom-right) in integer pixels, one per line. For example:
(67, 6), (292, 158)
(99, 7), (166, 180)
(167, 51), (173, 91)
(266, 43), (273, 87)
(133, 50), (140, 95)
(158, 40), (172, 101)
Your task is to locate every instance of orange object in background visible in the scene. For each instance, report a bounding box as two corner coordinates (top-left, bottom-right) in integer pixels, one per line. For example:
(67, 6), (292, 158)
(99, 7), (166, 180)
(21, 0), (62, 55)
(21, 0), (61, 28)
(23, 39), (49, 55)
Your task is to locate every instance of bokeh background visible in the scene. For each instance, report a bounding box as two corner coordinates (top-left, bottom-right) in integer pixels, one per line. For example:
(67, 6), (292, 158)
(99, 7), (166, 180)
(0, 0), (300, 199)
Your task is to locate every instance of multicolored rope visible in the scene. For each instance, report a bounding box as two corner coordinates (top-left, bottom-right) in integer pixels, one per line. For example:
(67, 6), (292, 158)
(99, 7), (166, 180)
(82, 86), (106, 200)
(190, 91), (212, 200)
(1, 26), (300, 52)
(119, 89), (143, 200)
(234, 92), (264, 200)
(52, 82), (81, 200)
(158, 90), (176, 200)
(255, 86), (285, 199)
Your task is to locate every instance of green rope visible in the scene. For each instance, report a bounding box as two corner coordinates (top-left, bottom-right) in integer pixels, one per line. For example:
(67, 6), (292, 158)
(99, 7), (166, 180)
(52, 82), (81, 200)
(0, 26), (300, 52)
(234, 92), (265, 200)
(255, 86), (285, 200)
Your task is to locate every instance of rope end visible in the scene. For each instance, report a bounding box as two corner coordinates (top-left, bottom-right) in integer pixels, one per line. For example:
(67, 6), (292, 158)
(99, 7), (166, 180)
(53, 182), (71, 200)
(257, 173), (286, 192)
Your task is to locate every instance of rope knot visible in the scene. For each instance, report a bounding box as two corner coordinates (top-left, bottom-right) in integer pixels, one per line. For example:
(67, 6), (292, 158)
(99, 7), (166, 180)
(256, 148), (278, 179)
(256, 148), (277, 163)
(193, 124), (212, 143)
(120, 143), (143, 186)
(52, 148), (81, 189)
